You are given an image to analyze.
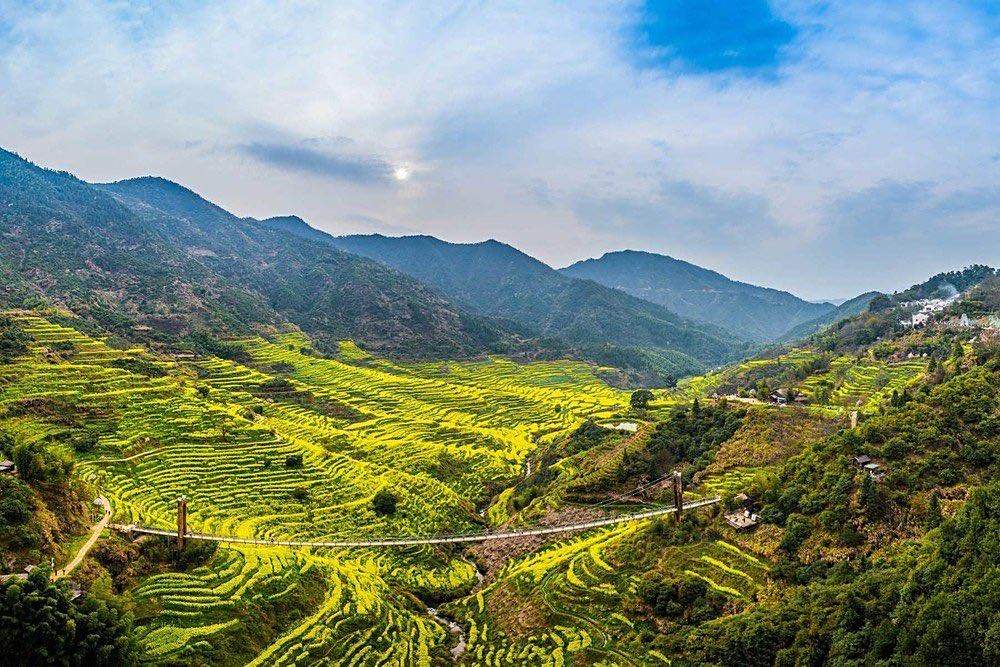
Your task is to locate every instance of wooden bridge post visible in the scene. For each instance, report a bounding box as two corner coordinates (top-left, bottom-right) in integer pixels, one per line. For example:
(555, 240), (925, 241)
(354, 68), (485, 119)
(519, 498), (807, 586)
(672, 471), (684, 522)
(177, 496), (187, 549)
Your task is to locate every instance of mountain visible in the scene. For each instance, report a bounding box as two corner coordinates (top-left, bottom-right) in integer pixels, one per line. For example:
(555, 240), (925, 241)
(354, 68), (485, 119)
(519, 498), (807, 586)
(0, 149), (521, 359)
(316, 233), (747, 376)
(560, 250), (834, 341)
(891, 264), (998, 303)
(777, 290), (881, 342)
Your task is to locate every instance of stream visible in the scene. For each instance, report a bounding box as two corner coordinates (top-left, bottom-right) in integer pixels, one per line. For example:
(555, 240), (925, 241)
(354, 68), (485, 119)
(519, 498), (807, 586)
(427, 606), (468, 662)
(425, 559), (485, 663)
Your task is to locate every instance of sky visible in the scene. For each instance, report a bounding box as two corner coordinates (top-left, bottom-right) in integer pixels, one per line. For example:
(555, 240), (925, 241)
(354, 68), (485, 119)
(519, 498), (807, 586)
(0, 1), (997, 300)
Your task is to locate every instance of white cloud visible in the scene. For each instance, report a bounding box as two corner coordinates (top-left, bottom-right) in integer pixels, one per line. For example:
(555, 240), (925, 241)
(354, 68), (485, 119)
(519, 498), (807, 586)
(0, 0), (996, 299)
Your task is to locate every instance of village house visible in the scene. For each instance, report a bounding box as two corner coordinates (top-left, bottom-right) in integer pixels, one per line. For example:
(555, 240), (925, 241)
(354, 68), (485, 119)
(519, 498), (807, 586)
(853, 454), (886, 480)
(724, 493), (759, 530)
(0, 459), (16, 475)
(613, 422), (638, 433)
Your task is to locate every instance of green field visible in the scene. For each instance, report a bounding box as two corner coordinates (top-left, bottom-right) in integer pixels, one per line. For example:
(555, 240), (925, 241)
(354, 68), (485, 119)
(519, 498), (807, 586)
(653, 348), (925, 415)
(1, 313), (637, 663)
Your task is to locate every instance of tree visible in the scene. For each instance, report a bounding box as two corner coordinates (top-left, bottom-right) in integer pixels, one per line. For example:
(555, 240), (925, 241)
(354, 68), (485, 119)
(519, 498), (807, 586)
(372, 489), (398, 516)
(630, 389), (654, 410)
(284, 453), (304, 469)
(0, 569), (138, 665)
(860, 474), (879, 516)
(926, 492), (942, 528)
(12, 441), (72, 486)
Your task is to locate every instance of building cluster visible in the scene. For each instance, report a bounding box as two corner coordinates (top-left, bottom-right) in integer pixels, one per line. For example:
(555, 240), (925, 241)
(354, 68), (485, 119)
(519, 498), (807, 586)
(769, 388), (808, 406)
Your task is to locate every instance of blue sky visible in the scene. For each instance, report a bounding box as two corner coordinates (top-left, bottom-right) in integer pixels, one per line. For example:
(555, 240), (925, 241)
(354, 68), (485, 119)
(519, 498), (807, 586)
(0, 0), (996, 299)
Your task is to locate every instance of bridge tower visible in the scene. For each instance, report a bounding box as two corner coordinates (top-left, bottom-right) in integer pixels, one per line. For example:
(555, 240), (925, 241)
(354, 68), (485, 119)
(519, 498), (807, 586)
(176, 496), (187, 549)
(672, 471), (684, 522)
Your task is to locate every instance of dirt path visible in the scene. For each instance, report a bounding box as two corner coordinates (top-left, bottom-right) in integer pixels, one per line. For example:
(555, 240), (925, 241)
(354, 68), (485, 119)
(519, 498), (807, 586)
(54, 496), (110, 580)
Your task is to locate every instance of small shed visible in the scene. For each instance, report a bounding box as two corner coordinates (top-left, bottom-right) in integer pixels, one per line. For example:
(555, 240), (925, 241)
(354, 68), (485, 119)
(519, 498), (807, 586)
(724, 509), (759, 530)
(864, 462), (886, 480)
(853, 455), (871, 467)
(0, 460), (15, 475)
(614, 422), (638, 433)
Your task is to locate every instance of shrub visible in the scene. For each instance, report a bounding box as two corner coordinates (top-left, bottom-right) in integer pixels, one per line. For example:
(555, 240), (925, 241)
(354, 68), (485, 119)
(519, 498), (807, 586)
(284, 453), (304, 469)
(372, 489), (398, 516)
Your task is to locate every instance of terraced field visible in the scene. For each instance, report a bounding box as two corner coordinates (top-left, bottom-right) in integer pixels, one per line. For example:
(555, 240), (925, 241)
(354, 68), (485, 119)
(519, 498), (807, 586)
(654, 348), (925, 415)
(0, 312), (630, 663)
(443, 524), (769, 665)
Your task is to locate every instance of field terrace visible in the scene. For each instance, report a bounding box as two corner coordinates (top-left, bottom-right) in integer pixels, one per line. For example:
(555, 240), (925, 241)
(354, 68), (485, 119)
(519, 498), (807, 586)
(0, 313), (627, 662)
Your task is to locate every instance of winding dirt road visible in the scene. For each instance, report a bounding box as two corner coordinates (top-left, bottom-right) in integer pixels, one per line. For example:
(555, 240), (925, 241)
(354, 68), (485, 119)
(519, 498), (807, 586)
(54, 496), (110, 580)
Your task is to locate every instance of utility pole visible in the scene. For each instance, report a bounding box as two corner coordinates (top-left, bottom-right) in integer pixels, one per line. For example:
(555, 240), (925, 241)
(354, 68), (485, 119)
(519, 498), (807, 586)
(177, 496), (187, 549)
(672, 471), (684, 522)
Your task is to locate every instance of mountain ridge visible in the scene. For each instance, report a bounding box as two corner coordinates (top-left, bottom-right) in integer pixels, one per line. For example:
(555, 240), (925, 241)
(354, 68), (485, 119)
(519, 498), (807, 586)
(561, 249), (835, 342)
(0, 148), (524, 360)
(322, 232), (747, 375)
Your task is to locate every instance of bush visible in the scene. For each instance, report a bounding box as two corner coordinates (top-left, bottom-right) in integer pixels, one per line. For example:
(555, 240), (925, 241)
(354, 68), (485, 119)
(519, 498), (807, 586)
(284, 453), (304, 469)
(11, 441), (72, 485)
(372, 489), (398, 516)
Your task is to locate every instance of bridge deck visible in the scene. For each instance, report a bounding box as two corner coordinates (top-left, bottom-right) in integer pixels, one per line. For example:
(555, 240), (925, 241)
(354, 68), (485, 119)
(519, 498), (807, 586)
(111, 497), (720, 549)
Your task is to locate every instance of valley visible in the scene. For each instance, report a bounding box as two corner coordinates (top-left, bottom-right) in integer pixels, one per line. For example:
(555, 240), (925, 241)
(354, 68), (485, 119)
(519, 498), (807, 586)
(0, 149), (997, 666)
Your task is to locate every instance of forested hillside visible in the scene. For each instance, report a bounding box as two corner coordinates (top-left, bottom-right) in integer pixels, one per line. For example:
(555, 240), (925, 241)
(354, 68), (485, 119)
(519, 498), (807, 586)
(561, 249), (834, 341)
(321, 234), (748, 377)
(0, 150), (525, 360)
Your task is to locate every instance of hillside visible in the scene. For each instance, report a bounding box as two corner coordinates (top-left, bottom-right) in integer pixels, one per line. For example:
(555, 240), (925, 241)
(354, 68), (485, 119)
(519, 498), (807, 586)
(0, 149), (523, 360)
(777, 290), (880, 342)
(2, 265), (998, 665)
(319, 234), (747, 374)
(561, 249), (834, 341)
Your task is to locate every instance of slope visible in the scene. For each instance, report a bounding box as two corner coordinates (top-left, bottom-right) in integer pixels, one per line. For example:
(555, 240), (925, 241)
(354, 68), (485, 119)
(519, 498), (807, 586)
(777, 290), (880, 343)
(316, 234), (746, 373)
(0, 148), (519, 360)
(561, 249), (834, 341)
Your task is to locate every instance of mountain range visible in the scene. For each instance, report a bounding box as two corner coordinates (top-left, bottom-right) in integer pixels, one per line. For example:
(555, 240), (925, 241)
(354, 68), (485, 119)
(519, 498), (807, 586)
(0, 151), (518, 359)
(1, 146), (893, 385)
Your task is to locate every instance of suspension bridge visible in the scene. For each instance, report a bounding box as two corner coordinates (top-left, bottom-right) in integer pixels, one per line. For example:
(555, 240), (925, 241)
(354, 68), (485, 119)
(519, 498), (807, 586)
(110, 471), (721, 550)
(111, 497), (721, 549)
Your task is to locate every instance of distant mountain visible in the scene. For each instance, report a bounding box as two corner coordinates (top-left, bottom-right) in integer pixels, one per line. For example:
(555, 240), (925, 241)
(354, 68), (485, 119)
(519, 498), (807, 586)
(0, 149), (522, 359)
(560, 250), (834, 342)
(319, 234), (747, 377)
(777, 291), (881, 342)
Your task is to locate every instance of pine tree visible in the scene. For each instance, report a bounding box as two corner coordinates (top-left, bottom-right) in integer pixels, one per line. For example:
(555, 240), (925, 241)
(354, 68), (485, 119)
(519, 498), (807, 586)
(860, 474), (878, 515)
(926, 492), (943, 528)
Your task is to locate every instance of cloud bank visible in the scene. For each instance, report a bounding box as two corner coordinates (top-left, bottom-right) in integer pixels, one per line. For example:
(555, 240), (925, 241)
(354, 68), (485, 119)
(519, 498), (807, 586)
(0, 0), (996, 298)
